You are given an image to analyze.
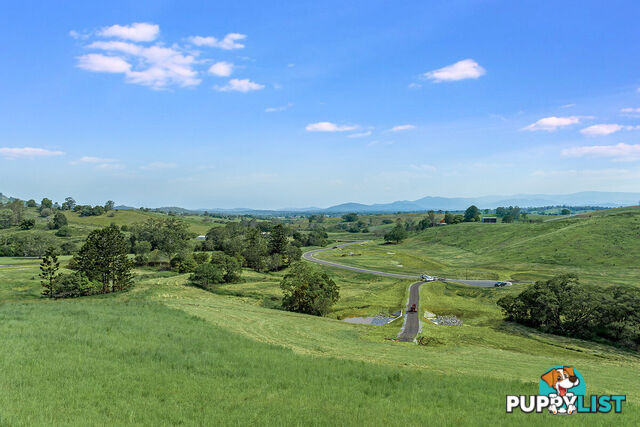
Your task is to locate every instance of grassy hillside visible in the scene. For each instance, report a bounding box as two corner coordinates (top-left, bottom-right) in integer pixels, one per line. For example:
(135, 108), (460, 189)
(315, 207), (640, 286)
(1, 258), (639, 424)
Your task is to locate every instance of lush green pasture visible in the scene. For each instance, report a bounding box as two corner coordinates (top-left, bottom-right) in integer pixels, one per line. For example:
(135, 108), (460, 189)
(314, 207), (640, 286)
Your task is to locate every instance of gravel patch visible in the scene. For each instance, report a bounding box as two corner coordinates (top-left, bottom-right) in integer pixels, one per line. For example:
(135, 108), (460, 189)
(343, 312), (400, 325)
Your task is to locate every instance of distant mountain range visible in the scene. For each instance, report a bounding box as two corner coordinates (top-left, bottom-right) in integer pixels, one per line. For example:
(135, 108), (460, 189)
(7, 191), (640, 215)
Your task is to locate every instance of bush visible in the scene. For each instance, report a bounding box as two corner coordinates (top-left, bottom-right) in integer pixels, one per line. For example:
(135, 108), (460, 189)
(60, 241), (77, 255)
(210, 252), (242, 283)
(280, 262), (340, 316)
(52, 273), (101, 298)
(134, 254), (149, 266)
(52, 212), (68, 229)
(39, 208), (53, 218)
(188, 263), (225, 289)
(170, 252), (197, 273)
(55, 225), (72, 237)
(193, 252), (210, 264)
(19, 218), (36, 230)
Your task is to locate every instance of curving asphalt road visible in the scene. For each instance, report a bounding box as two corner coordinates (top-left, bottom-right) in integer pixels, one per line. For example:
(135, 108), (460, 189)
(303, 242), (508, 287)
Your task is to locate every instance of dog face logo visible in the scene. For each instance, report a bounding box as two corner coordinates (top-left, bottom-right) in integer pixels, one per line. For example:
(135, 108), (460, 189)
(539, 366), (585, 415)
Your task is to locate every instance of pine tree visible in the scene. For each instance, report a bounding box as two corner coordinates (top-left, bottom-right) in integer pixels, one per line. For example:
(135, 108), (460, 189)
(40, 246), (60, 298)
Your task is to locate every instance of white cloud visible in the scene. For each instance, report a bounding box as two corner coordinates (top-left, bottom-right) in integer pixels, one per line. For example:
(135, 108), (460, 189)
(79, 41), (200, 89)
(389, 124), (416, 132)
(621, 107), (640, 113)
(141, 162), (177, 170)
(424, 59), (485, 82)
(408, 82), (422, 89)
(305, 122), (359, 132)
(76, 156), (116, 164)
(0, 147), (64, 159)
(561, 143), (640, 161)
(215, 78), (264, 93)
(409, 164), (437, 172)
(98, 22), (159, 42)
(522, 116), (587, 132)
(77, 53), (131, 73)
(348, 131), (372, 138)
(208, 61), (233, 77)
(580, 124), (638, 136)
(264, 102), (292, 113)
(560, 103), (576, 108)
(188, 33), (246, 50)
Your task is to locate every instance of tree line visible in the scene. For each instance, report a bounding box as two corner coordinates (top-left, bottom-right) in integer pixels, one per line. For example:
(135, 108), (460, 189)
(497, 275), (640, 351)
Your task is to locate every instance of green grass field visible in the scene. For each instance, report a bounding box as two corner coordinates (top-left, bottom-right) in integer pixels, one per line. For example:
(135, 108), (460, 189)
(1, 206), (639, 425)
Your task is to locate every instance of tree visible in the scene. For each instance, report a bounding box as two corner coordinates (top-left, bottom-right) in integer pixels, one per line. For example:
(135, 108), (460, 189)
(40, 247), (60, 298)
(268, 224), (289, 255)
(20, 219), (36, 230)
(39, 208), (53, 218)
(40, 198), (53, 211)
(26, 199), (37, 208)
(189, 264), (225, 289)
(280, 262), (340, 316)
(0, 209), (15, 229)
(104, 200), (115, 211)
(561, 208), (571, 215)
(74, 225), (133, 293)
(464, 205), (481, 222)
(243, 227), (268, 271)
(210, 252), (242, 283)
(51, 212), (68, 229)
(50, 273), (100, 298)
(342, 213), (358, 222)
(502, 214), (514, 223)
(131, 217), (191, 256)
(170, 252), (197, 273)
(62, 197), (76, 210)
(384, 223), (408, 244)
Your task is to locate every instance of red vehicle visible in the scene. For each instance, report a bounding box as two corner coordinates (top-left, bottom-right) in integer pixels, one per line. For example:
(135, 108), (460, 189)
(409, 304), (417, 313)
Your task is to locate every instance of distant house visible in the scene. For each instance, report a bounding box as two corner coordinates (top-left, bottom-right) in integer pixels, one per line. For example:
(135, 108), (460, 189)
(196, 235), (206, 240)
(482, 217), (497, 223)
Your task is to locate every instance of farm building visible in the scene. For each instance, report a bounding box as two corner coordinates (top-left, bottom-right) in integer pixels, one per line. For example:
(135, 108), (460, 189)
(481, 217), (497, 223)
(196, 235), (206, 240)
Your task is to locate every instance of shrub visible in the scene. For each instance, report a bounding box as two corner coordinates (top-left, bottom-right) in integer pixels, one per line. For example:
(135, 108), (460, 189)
(210, 252), (242, 282)
(60, 241), (77, 255)
(52, 212), (68, 229)
(280, 262), (340, 316)
(188, 263), (225, 289)
(170, 252), (197, 273)
(52, 273), (101, 298)
(39, 208), (53, 218)
(193, 252), (210, 264)
(55, 225), (72, 237)
(19, 218), (36, 230)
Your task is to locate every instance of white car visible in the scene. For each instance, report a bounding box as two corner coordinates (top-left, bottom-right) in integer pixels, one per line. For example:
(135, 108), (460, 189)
(420, 274), (436, 281)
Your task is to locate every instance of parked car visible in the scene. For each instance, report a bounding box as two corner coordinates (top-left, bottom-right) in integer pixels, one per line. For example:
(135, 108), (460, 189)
(420, 274), (436, 281)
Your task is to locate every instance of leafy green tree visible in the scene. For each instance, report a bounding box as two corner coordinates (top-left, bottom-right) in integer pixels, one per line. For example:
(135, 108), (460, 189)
(0, 209), (15, 229)
(464, 205), (481, 222)
(55, 226), (72, 237)
(561, 208), (571, 215)
(341, 213), (358, 222)
(268, 224), (289, 255)
(131, 217), (191, 256)
(40, 198), (53, 210)
(40, 247), (60, 298)
(210, 252), (242, 283)
(26, 199), (37, 208)
(61, 197), (76, 210)
(74, 225), (133, 293)
(243, 227), (268, 271)
(280, 262), (340, 316)
(189, 263), (225, 289)
(51, 212), (68, 229)
(193, 252), (210, 264)
(20, 219), (36, 230)
(104, 200), (115, 211)
(285, 244), (302, 265)
(39, 208), (53, 218)
(384, 223), (408, 244)
(170, 252), (197, 273)
(502, 214), (514, 223)
(51, 273), (100, 298)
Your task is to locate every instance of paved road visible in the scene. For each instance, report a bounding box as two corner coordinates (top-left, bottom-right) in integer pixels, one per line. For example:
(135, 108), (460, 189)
(303, 242), (510, 287)
(397, 281), (424, 342)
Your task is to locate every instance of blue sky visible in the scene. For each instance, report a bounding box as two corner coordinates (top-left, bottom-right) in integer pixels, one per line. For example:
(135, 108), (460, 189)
(1, 1), (639, 209)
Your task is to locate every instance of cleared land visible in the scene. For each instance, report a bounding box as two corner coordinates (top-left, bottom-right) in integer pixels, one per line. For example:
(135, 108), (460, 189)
(1, 207), (639, 424)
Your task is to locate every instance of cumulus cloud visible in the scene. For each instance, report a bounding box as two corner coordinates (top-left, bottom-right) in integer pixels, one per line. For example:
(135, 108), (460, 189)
(215, 78), (264, 93)
(305, 122), (359, 132)
(208, 61), (233, 77)
(98, 22), (159, 42)
(424, 59), (486, 82)
(77, 53), (131, 73)
(74, 24), (257, 90)
(621, 107), (640, 114)
(580, 124), (638, 136)
(389, 124), (416, 132)
(522, 116), (588, 132)
(0, 147), (64, 159)
(188, 33), (246, 49)
(561, 143), (640, 161)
